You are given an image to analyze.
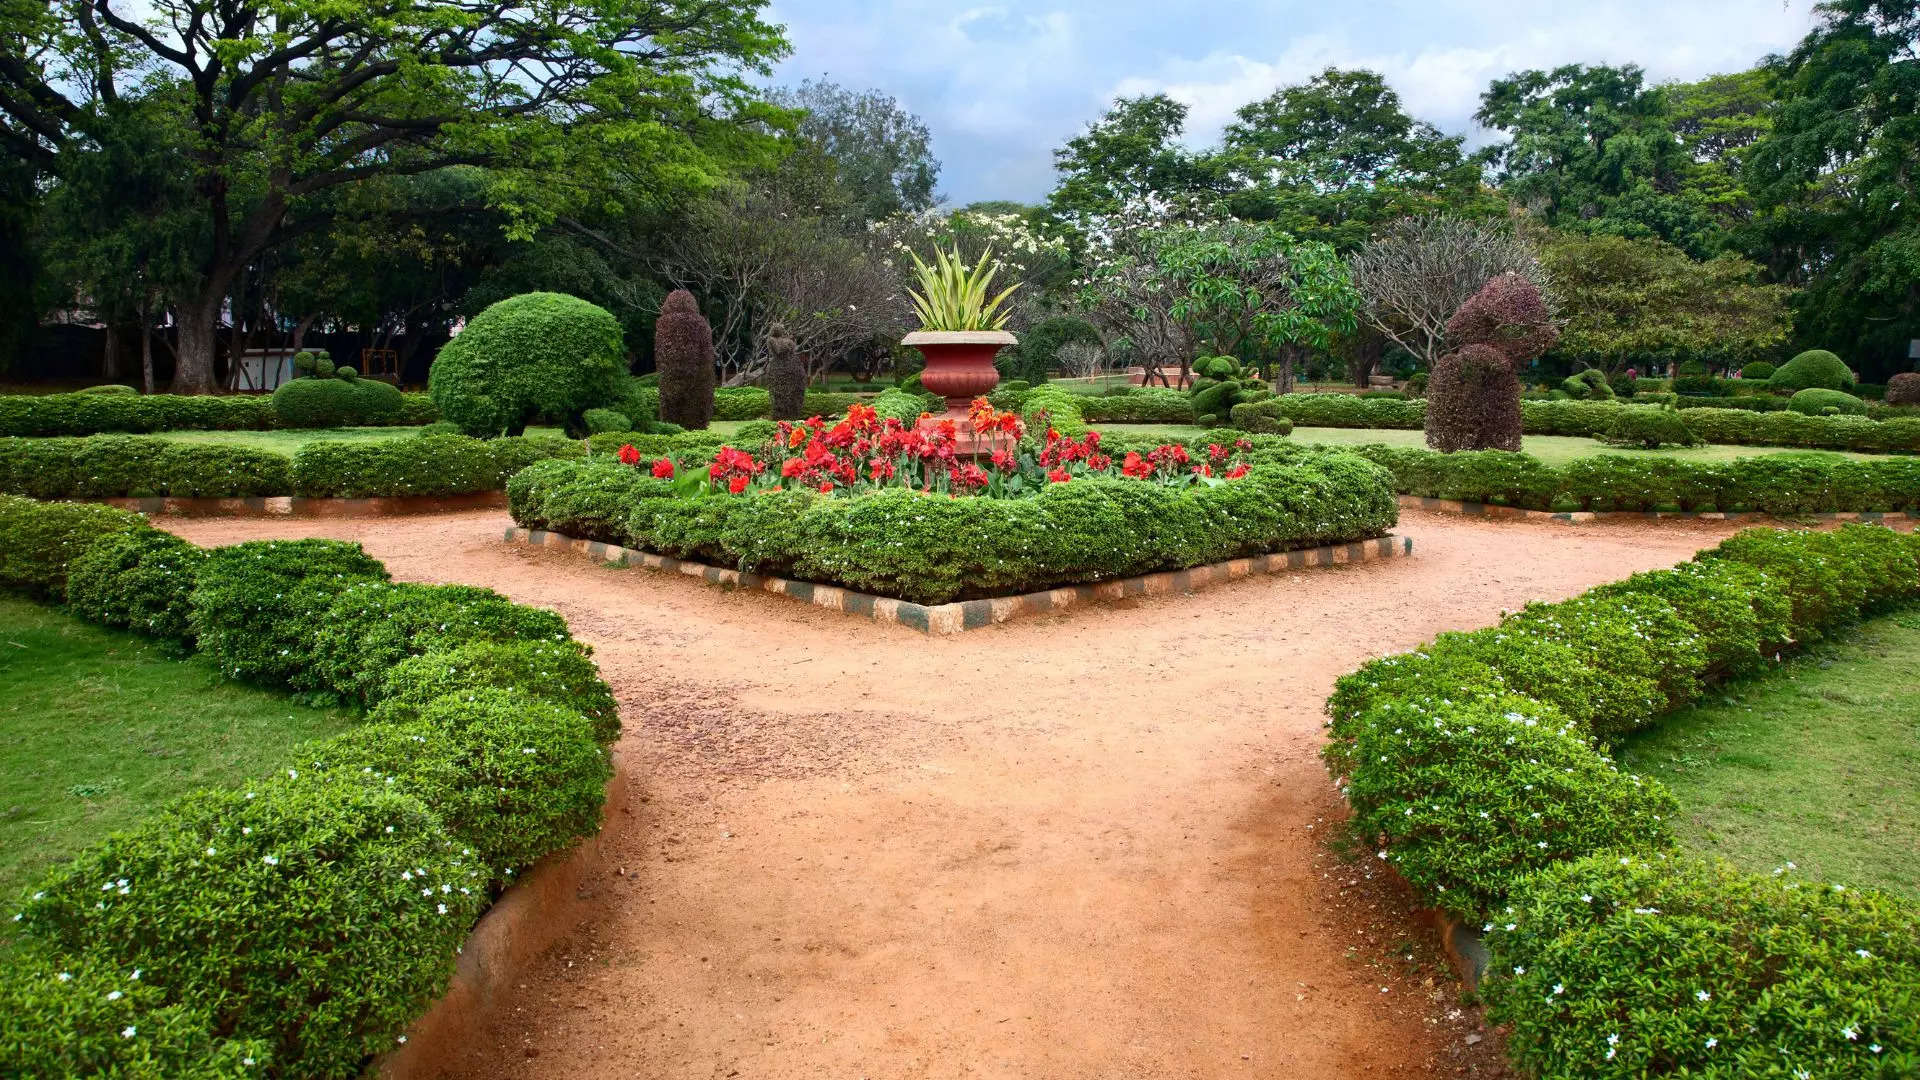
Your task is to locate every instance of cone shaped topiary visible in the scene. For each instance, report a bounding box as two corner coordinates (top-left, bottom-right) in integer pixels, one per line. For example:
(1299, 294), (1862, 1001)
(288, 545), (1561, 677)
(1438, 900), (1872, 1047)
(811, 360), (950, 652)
(655, 290), (716, 429)
(766, 323), (804, 420)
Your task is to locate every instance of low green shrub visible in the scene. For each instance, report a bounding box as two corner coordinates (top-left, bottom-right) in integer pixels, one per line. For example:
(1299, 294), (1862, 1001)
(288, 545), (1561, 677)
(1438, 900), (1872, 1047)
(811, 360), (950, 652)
(65, 529), (207, 642)
(378, 639), (619, 743)
(1601, 407), (1698, 449)
(289, 434), (578, 498)
(873, 387), (929, 424)
(1769, 348), (1855, 392)
(11, 781), (483, 1080)
(1228, 398), (1295, 435)
(1018, 385), (1091, 437)
(188, 539), (389, 687)
(0, 494), (148, 599)
(1486, 854), (1920, 1080)
(802, 390), (869, 417)
(713, 386), (772, 421)
(0, 956), (269, 1078)
(0, 392), (277, 437)
(1343, 694), (1678, 919)
(398, 392), (440, 425)
(311, 581), (569, 703)
(302, 691), (609, 874)
(1586, 560), (1792, 679)
(582, 407), (631, 434)
(0, 437), (293, 498)
(1738, 360), (1776, 380)
(269, 376), (403, 428)
(1788, 387), (1867, 416)
(1701, 528), (1877, 638)
(1080, 386), (1197, 424)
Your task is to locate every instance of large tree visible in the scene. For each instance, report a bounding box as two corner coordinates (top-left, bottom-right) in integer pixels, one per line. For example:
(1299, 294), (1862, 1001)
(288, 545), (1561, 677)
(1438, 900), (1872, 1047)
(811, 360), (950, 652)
(1047, 94), (1226, 238)
(1221, 68), (1491, 250)
(1538, 231), (1792, 372)
(1745, 0), (1920, 381)
(769, 80), (940, 224)
(0, 0), (788, 391)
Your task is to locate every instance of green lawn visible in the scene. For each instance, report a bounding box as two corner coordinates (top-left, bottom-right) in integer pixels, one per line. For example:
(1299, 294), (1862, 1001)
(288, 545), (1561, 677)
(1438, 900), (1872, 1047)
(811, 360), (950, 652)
(0, 597), (358, 904)
(1618, 609), (1920, 901)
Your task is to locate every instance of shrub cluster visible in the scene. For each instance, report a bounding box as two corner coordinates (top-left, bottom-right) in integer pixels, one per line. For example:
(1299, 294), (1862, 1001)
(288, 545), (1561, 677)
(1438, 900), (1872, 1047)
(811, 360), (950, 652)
(1788, 387), (1868, 416)
(430, 292), (626, 437)
(509, 450), (1399, 604)
(1768, 348), (1855, 392)
(1325, 524), (1920, 1077)
(1353, 443), (1920, 514)
(1079, 386), (1199, 424)
(1227, 398), (1295, 435)
(0, 494), (623, 1078)
(1600, 406), (1697, 449)
(0, 433), (579, 500)
(0, 390), (439, 436)
(269, 372), (404, 428)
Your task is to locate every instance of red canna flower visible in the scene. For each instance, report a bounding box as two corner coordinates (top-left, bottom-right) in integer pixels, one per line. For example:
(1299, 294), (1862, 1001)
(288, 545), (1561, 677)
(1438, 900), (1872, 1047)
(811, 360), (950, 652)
(1208, 443), (1230, 465)
(616, 443), (641, 466)
(728, 475), (749, 494)
(1225, 463), (1249, 479)
(1048, 467), (1070, 483)
(818, 481), (834, 494)
(650, 458), (674, 479)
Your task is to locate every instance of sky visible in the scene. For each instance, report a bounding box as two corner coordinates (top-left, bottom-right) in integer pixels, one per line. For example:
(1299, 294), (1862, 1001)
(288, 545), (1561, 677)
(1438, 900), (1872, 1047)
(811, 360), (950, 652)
(762, 0), (1821, 206)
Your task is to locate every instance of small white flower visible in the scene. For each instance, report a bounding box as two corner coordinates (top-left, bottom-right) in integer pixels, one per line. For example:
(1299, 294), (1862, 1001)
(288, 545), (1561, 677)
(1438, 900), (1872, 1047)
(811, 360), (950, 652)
(1552, 984), (1563, 995)
(57, 972), (72, 982)
(1513, 966), (1525, 975)
(121, 1026), (136, 1039)
(106, 990), (122, 1001)
(1842, 1026), (1858, 1041)
(1705, 1037), (1717, 1049)
(1695, 990), (1710, 1003)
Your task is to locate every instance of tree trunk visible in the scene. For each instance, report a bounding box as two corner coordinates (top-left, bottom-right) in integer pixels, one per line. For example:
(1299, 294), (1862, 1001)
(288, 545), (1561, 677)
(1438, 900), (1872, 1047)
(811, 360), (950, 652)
(140, 315), (155, 395)
(1275, 345), (1299, 395)
(1349, 335), (1383, 387)
(102, 326), (121, 381)
(173, 297), (223, 394)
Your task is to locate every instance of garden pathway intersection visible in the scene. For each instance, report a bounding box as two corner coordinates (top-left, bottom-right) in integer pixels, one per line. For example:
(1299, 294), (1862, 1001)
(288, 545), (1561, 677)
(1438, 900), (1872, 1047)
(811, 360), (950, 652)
(164, 508), (1761, 1079)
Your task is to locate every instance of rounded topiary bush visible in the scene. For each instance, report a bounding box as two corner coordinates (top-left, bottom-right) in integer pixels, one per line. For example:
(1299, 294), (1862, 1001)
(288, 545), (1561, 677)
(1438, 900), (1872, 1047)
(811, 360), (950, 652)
(581, 407), (631, 435)
(1769, 348), (1855, 392)
(77, 383), (138, 395)
(12, 781), (483, 1079)
(301, 703), (608, 876)
(188, 539), (389, 687)
(65, 529), (207, 642)
(1228, 398), (1295, 435)
(1887, 372), (1920, 407)
(1485, 853), (1920, 1080)
(1602, 406), (1699, 449)
(270, 375), (402, 428)
(292, 350), (335, 379)
(430, 292), (626, 438)
(1739, 360), (1776, 380)
(377, 638), (619, 742)
(310, 581), (570, 704)
(1788, 387), (1867, 416)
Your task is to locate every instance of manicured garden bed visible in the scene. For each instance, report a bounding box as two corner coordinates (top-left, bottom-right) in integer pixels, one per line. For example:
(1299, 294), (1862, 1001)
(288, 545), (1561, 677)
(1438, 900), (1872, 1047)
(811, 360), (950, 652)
(0, 494), (622, 1078)
(0, 597), (357, 903)
(1619, 608), (1920, 902)
(1323, 524), (1920, 1077)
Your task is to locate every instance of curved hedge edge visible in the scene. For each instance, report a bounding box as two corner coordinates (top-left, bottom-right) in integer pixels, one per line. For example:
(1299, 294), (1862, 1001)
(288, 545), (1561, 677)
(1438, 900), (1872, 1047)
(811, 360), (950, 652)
(1397, 494), (1920, 527)
(374, 752), (633, 1080)
(505, 525), (1415, 634)
(82, 491), (508, 518)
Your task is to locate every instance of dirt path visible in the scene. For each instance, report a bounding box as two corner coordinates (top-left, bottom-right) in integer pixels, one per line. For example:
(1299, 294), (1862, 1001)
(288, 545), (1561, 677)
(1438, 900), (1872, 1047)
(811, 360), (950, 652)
(164, 509), (1753, 1079)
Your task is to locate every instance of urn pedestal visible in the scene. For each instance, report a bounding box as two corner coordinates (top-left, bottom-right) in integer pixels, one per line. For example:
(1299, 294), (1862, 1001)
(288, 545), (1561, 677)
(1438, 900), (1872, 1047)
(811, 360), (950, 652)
(904, 329), (1019, 456)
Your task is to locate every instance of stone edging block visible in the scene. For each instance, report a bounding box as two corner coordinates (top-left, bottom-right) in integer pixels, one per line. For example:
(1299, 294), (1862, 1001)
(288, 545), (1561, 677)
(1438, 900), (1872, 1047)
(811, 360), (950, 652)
(503, 528), (1414, 634)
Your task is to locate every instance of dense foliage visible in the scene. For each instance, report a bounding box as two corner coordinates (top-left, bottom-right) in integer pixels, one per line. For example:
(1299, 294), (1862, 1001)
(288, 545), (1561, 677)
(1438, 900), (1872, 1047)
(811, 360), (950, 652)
(1426, 275), (1557, 452)
(654, 290), (717, 429)
(429, 293), (626, 438)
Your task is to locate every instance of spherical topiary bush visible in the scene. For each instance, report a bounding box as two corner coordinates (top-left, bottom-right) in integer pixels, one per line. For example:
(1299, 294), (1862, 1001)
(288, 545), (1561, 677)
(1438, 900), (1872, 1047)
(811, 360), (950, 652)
(1887, 372), (1920, 406)
(66, 529), (207, 642)
(292, 350), (335, 378)
(1787, 387), (1867, 416)
(1739, 360), (1776, 380)
(654, 289), (716, 429)
(269, 377), (359, 428)
(766, 323), (804, 420)
(1601, 406), (1699, 449)
(1425, 274), (1557, 453)
(12, 781), (483, 1079)
(430, 292), (626, 438)
(1769, 348), (1855, 392)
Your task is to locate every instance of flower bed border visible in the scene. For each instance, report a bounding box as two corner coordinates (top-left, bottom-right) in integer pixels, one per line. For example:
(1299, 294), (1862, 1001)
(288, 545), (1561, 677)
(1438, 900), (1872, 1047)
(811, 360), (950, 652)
(504, 525), (1413, 634)
(375, 752), (634, 1080)
(89, 491), (507, 517)
(1397, 494), (1919, 526)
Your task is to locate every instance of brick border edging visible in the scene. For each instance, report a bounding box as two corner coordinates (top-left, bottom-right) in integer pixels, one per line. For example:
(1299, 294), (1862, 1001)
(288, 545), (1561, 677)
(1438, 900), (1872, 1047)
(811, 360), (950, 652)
(1398, 494), (1920, 526)
(91, 490), (507, 517)
(373, 752), (633, 1080)
(503, 527), (1414, 634)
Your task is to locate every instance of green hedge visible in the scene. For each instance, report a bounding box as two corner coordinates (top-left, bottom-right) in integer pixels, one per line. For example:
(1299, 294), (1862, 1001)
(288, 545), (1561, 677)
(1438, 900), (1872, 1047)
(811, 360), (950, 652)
(1324, 524), (1920, 1077)
(0, 390), (439, 436)
(0, 433), (580, 500)
(1351, 444), (1920, 514)
(1078, 387), (1197, 424)
(0, 494), (623, 1077)
(509, 450), (1398, 605)
(708, 387), (876, 421)
(269, 376), (404, 428)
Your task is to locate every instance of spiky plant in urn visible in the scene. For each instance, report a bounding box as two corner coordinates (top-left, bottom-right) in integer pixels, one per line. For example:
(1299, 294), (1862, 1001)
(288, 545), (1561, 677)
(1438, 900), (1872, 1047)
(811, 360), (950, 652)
(901, 244), (1019, 418)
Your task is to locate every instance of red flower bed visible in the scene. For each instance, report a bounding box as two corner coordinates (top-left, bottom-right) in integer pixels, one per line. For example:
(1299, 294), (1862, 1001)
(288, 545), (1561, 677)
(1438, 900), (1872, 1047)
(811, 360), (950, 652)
(614, 398), (1254, 498)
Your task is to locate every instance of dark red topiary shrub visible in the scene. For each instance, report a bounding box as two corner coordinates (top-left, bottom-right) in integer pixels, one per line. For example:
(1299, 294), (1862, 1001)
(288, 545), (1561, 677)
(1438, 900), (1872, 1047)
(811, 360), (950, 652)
(766, 324), (804, 420)
(1887, 372), (1920, 407)
(655, 289), (716, 429)
(1425, 274), (1558, 452)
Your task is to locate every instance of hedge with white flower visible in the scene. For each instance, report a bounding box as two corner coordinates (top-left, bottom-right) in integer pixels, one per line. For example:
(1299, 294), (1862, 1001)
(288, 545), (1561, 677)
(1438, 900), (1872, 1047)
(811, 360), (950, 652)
(1322, 523), (1920, 1079)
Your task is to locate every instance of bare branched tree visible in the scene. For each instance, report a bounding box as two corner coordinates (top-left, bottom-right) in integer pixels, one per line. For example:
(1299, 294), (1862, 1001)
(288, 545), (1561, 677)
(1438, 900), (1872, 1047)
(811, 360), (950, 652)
(1054, 341), (1109, 379)
(1349, 216), (1552, 368)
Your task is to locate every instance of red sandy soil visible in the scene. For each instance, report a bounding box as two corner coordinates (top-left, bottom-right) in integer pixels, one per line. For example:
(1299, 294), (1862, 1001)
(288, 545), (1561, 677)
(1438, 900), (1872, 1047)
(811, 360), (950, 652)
(163, 508), (1766, 1079)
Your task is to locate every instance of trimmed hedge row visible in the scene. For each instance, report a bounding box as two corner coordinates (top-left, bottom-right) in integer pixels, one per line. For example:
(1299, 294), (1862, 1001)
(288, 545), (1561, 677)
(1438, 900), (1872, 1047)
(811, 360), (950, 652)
(1257, 394), (1920, 452)
(1350, 444), (1920, 514)
(0, 390), (439, 436)
(506, 448), (1399, 604)
(1323, 525), (1920, 1078)
(710, 387), (877, 422)
(0, 496), (621, 1078)
(0, 433), (582, 500)
(1077, 387), (1197, 424)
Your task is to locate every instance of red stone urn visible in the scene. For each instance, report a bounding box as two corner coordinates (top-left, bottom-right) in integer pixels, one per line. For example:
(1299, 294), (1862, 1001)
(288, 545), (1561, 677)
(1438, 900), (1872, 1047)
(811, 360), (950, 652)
(904, 330), (1017, 417)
